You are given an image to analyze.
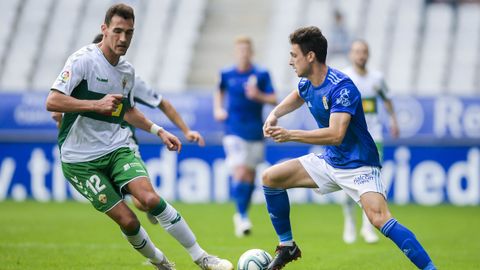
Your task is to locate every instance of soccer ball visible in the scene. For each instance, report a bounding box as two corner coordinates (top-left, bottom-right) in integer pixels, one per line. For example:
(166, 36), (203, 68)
(237, 249), (273, 270)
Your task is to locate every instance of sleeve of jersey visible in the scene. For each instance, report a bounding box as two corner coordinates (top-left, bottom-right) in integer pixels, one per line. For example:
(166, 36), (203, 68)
(377, 76), (391, 101)
(132, 76), (163, 108)
(218, 71), (227, 91)
(296, 78), (309, 101)
(50, 56), (85, 96)
(259, 71), (274, 93)
(330, 82), (360, 116)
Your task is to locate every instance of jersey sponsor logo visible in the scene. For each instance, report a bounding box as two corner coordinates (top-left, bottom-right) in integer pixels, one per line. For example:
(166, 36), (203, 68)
(111, 103), (123, 117)
(353, 173), (374, 185)
(336, 88), (351, 107)
(322, 96), (329, 110)
(58, 70), (70, 84)
(96, 76), (108, 83)
(362, 97), (377, 113)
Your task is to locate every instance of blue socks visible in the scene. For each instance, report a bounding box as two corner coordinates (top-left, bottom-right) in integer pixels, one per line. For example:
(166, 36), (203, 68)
(233, 181), (255, 218)
(381, 218), (436, 270)
(263, 186), (292, 242)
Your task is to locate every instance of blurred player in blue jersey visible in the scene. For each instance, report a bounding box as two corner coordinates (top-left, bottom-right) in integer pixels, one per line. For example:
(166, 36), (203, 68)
(340, 39), (400, 244)
(214, 36), (277, 237)
(262, 26), (436, 270)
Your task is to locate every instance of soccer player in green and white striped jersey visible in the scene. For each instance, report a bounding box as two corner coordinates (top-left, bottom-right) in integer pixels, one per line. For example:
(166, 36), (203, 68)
(341, 40), (399, 244)
(46, 4), (231, 270)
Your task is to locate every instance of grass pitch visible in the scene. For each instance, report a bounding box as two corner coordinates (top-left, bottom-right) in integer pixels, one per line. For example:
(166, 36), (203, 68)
(1, 201), (479, 269)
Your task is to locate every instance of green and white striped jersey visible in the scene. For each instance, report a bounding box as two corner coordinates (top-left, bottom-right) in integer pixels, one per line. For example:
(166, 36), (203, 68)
(51, 44), (136, 163)
(343, 66), (390, 142)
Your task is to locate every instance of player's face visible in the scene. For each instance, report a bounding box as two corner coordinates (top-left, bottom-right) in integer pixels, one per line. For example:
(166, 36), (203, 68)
(235, 42), (253, 66)
(289, 44), (311, 77)
(102, 15), (134, 56)
(350, 42), (369, 69)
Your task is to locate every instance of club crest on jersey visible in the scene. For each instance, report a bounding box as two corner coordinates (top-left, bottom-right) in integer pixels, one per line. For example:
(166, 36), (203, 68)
(336, 88), (351, 107)
(322, 96), (329, 110)
(59, 70), (70, 84)
(98, 194), (107, 204)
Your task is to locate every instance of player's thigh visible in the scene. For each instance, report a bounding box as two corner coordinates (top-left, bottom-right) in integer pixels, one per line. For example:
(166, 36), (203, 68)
(245, 140), (265, 168)
(264, 158), (317, 189)
(223, 135), (248, 169)
(297, 153), (342, 194)
(334, 166), (386, 204)
(62, 161), (122, 213)
(109, 147), (151, 194)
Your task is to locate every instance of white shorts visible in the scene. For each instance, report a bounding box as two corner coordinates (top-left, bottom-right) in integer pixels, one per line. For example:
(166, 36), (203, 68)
(223, 135), (264, 170)
(298, 153), (386, 203)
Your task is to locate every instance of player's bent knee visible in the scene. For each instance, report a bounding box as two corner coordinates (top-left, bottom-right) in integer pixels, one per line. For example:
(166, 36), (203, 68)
(138, 193), (161, 211)
(262, 169), (274, 187)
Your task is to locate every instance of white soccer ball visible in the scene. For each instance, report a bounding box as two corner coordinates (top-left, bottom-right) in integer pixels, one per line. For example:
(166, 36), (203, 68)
(237, 249), (273, 270)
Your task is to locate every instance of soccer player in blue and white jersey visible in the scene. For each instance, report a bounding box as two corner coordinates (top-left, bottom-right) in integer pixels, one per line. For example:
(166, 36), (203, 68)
(214, 36), (277, 237)
(262, 26), (436, 270)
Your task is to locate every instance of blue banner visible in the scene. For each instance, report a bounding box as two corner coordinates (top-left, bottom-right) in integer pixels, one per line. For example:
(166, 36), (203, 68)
(0, 142), (478, 205)
(0, 93), (479, 144)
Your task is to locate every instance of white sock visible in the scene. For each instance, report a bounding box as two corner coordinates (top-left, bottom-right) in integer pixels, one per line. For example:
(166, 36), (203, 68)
(343, 197), (356, 225)
(155, 203), (205, 261)
(123, 226), (165, 263)
(280, 240), (294, 246)
(361, 210), (376, 231)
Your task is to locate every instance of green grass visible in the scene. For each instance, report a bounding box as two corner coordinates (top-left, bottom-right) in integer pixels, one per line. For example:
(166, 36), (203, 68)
(0, 201), (479, 269)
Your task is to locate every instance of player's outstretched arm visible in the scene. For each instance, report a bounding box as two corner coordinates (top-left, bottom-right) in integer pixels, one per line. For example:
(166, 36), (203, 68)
(46, 90), (122, 114)
(158, 99), (205, 146)
(267, 112), (351, 145)
(124, 107), (182, 152)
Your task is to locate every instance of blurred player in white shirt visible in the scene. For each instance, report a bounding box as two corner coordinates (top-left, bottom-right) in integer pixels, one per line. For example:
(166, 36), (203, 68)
(341, 39), (399, 244)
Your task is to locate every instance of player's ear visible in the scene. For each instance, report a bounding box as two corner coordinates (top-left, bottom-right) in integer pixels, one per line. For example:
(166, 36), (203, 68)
(101, 24), (107, 36)
(307, 51), (316, 63)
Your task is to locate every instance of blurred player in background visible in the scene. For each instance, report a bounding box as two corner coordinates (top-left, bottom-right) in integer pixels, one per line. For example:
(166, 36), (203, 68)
(213, 36), (277, 237)
(46, 4), (232, 270)
(340, 39), (400, 244)
(262, 26), (436, 270)
(53, 33), (206, 225)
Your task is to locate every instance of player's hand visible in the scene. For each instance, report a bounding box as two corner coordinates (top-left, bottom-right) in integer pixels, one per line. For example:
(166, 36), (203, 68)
(93, 94), (123, 114)
(158, 129), (182, 153)
(263, 114), (278, 137)
(184, 130), (205, 147)
(214, 108), (228, 121)
(266, 126), (291, 143)
(51, 112), (63, 128)
(245, 84), (261, 100)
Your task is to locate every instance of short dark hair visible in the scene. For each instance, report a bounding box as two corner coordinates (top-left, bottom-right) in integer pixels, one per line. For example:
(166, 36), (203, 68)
(289, 26), (328, 64)
(104, 3), (135, 26)
(92, 33), (103, 43)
